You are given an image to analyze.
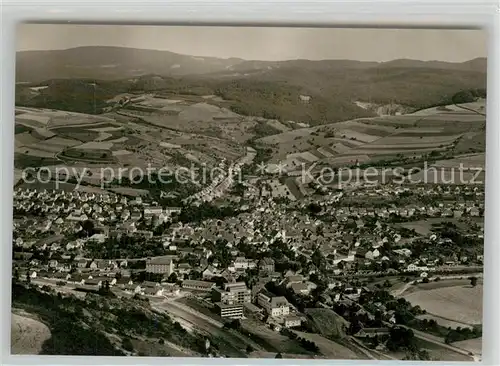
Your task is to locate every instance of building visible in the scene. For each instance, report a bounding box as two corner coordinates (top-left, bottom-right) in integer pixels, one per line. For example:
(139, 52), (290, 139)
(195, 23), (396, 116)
(212, 282), (251, 304)
(182, 280), (216, 292)
(258, 258), (275, 274)
(214, 302), (244, 319)
(354, 328), (390, 338)
(145, 257), (174, 275)
(243, 302), (264, 319)
(284, 315), (302, 328)
(233, 257), (254, 270)
(257, 289), (290, 317)
(144, 206), (163, 218)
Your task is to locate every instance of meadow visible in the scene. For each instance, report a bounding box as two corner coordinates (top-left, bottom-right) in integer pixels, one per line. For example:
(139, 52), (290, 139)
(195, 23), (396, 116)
(403, 285), (483, 325)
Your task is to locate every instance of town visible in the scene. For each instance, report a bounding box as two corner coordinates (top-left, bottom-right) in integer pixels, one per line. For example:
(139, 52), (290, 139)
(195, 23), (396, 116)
(12, 175), (485, 360)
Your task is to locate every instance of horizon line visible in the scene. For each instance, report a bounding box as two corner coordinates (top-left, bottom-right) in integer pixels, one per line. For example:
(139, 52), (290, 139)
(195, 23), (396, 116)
(16, 45), (487, 64)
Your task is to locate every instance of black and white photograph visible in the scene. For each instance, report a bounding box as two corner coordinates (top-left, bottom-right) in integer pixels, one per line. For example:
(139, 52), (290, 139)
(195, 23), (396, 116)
(11, 24), (486, 361)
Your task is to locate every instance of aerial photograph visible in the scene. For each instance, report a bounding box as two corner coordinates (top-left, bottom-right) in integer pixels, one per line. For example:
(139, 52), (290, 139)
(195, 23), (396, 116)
(11, 24), (486, 361)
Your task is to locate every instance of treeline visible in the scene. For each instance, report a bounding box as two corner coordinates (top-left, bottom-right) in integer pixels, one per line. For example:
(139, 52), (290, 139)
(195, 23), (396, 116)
(451, 88), (486, 104)
(445, 326), (482, 344)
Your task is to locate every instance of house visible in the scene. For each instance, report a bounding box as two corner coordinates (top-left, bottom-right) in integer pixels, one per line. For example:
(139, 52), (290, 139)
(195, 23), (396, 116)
(299, 95), (311, 104)
(258, 258), (275, 273)
(177, 263), (193, 275)
(283, 275), (303, 287)
(84, 278), (102, 287)
(182, 280), (216, 292)
(354, 328), (390, 338)
(77, 259), (88, 268)
(233, 257), (252, 270)
(124, 284), (142, 294)
(116, 277), (133, 287)
(290, 282), (309, 296)
(284, 315), (302, 328)
(48, 259), (58, 269)
(257, 289), (290, 318)
(470, 207), (480, 217)
(142, 286), (164, 296)
(202, 266), (221, 280)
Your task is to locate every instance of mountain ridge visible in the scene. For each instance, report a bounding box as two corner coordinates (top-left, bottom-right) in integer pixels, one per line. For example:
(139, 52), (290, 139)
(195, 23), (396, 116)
(16, 46), (487, 83)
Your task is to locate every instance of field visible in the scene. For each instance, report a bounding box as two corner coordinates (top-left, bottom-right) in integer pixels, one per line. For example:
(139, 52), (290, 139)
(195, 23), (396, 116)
(452, 337), (483, 355)
(256, 99), (485, 175)
(403, 285), (483, 325)
(396, 218), (471, 236)
(433, 153), (485, 169)
(11, 311), (51, 355)
(415, 339), (472, 362)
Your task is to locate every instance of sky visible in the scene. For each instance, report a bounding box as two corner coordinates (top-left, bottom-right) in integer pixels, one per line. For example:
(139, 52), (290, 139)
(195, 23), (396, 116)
(17, 24), (487, 62)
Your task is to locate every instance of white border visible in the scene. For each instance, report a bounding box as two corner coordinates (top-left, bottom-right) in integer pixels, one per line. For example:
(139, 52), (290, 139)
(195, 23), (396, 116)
(1, 1), (499, 366)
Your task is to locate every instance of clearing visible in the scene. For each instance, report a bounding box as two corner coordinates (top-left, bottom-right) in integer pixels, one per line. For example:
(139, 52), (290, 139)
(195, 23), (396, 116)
(11, 311), (51, 355)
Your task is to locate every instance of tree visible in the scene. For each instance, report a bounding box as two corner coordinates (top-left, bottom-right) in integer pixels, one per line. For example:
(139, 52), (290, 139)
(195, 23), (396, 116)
(246, 345), (254, 353)
(275, 352), (283, 359)
(81, 220), (96, 237)
(386, 326), (416, 352)
(469, 276), (478, 287)
(167, 272), (178, 283)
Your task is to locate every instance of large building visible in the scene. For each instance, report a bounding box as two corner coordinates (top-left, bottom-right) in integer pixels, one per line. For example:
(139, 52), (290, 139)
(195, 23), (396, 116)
(145, 257), (174, 275)
(257, 289), (290, 317)
(214, 302), (244, 319)
(212, 282), (251, 304)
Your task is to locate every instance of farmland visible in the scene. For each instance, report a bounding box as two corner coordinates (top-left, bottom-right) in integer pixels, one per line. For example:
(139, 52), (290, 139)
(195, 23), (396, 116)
(403, 285), (483, 325)
(251, 99), (486, 195)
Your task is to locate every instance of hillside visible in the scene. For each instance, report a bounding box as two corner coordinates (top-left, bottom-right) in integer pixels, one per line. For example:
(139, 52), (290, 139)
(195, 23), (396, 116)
(15, 47), (487, 126)
(304, 308), (350, 339)
(11, 282), (209, 356)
